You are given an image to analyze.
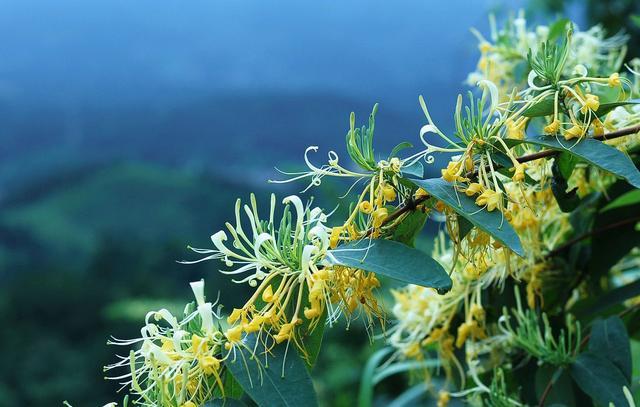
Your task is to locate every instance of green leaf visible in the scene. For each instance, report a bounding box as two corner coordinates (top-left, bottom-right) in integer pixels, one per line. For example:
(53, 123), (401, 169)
(226, 335), (318, 407)
(411, 178), (524, 256)
(392, 210), (427, 246)
(299, 308), (326, 370)
(389, 142), (413, 159)
(326, 238), (452, 293)
(551, 158), (580, 212)
(457, 215), (474, 240)
(518, 134), (640, 188)
(534, 366), (575, 406)
(401, 161), (424, 179)
(556, 152), (579, 179)
(589, 316), (632, 382)
(205, 398), (247, 407)
(602, 189), (640, 212)
(572, 279), (640, 319)
(548, 18), (571, 41)
(570, 352), (628, 406)
(358, 347), (393, 407)
(523, 96), (555, 117)
(595, 99), (640, 117)
(632, 15), (640, 28)
(588, 201), (640, 279)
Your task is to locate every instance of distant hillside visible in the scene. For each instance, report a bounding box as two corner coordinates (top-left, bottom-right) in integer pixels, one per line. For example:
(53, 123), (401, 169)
(0, 161), (281, 272)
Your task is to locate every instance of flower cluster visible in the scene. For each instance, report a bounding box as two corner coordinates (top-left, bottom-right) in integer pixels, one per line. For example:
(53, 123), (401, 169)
(183, 194), (382, 357)
(105, 281), (231, 407)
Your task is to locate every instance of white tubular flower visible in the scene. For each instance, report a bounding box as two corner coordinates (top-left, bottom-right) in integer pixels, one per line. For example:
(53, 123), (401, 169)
(106, 280), (230, 407)
(283, 194), (305, 238)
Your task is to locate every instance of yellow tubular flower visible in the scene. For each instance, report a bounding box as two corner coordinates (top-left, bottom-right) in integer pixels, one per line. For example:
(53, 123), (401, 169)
(544, 119), (560, 134)
(479, 41), (492, 53)
(227, 308), (243, 325)
(441, 160), (462, 182)
(512, 163), (528, 182)
(372, 208), (389, 228)
(359, 200), (373, 214)
(199, 355), (220, 375)
(329, 226), (343, 249)
(437, 391), (451, 407)
(580, 94), (600, 114)
(608, 72), (621, 87)
(592, 118), (605, 136)
(564, 125), (584, 140)
(224, 325), (243, 343)
(464, 182), (484, 196)
(261, 285), (276, 303)
(456, 322), (471, 348)
(475, 189), (501, 211)
(464, 155), (474, 172)
(382, 184), (397, 201)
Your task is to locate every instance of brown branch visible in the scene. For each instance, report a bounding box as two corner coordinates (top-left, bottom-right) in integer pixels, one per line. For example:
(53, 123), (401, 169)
(381, 124), (640, 227)
(546, 215), (640, 257)
(516, 123), (640, 164)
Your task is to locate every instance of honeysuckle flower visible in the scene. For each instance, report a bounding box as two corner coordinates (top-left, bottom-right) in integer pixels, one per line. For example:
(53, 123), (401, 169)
(183, 194), (383, 356)
(105, 280), (234, 407)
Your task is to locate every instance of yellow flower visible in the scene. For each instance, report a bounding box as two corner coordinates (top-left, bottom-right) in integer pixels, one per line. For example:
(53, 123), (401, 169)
(608, 72), (621, 87)
(261, 285), (276, 303)
(329, 226), (343, 249)
(441, 160), (462, 182)
(563, 125), (584, 140)
(470, 304), (485, 321)
(227, 308), (243, 325)
(199, 355), (220, 375)
(381, 184), (397, 201)
(475, 189), (501, 211)
(404, 342), (422, 358)
(479, 41), (492, 53)
(543, 119), (560, 134)
(464, 182), (484, 196)
(512, 163), (528, 182)
(456, 322), (471, 348)
(580, 94), (600, 114)
(181, 402), (197, 407)
(437, 391), (451, 407)
(592, 118), (604, 137)
(224, 325), (243, 343)
(359, 200), (373, 214)
(372, 208), (389, 228)
(274, 320), (296, 343)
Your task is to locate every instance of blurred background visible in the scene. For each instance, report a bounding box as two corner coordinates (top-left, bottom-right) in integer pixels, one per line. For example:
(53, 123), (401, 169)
(0, 0), (638, 405)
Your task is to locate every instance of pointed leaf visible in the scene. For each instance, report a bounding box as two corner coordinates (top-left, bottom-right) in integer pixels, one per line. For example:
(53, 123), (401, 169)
(411, 178), (524, 256)
(589, 316), (632, 382)
(595, 99), (640, 117)
(523, 96), (555, 117)
(389, 142), (413, 159)
(401, 161), (424, 179)
(518, 134), (640, 188)
(392, 210), (427, 246)
(226, 335), (318, 407)
(326, 239), (451, 293)
(570, 352), (628, 407)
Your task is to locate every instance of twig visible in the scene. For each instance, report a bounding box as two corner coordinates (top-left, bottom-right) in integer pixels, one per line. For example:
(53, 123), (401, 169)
(382, 124), (640, 227)
(546, 215), (640, 257)
(516, 123), (640, 164)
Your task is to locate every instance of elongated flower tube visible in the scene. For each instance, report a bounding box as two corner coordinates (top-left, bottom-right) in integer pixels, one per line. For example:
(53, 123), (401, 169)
(183, 193), (383, 357)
